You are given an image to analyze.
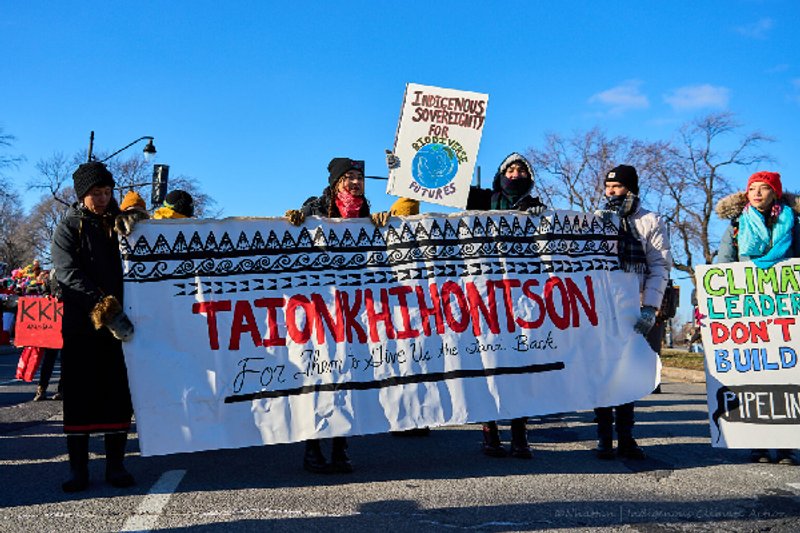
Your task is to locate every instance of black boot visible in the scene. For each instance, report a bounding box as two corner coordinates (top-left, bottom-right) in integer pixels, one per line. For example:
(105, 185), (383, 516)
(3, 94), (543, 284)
(617, 433), (645, 459)
(330, 437), (353, 473)
(594, 407), (615, 459)
(510, 418), (532, 459)
(775, 449), (798, 465)
(750, 449), (771, 463)
(62, 434), (89, 493)
(303, 439), (330, 473)
(596, 437), (615, 459)
(481, 421), (507, 457)
(104, 432), (135, 488)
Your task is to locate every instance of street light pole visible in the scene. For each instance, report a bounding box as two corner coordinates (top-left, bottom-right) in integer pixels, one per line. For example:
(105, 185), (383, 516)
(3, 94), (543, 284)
(84, 131), (161, 205)
(85, 131), (157, 163)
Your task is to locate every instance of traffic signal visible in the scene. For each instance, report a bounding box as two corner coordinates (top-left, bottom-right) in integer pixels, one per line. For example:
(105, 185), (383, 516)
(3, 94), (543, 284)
(151, 164), (169, 208)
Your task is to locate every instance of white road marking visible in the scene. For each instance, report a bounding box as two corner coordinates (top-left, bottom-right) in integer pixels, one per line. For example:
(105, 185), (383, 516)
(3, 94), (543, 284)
(121, 469), (187, 532)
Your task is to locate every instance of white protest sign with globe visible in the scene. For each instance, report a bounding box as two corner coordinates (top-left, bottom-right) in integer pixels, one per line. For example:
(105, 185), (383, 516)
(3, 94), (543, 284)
(387, 83), (489, 209)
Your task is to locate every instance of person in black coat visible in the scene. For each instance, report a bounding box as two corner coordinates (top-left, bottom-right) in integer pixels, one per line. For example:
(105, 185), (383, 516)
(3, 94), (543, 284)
(466, 153), (546, 459)
(284, 157), (377, 474)
(386, 151), (546, 458)
(51, 161), (136, 492)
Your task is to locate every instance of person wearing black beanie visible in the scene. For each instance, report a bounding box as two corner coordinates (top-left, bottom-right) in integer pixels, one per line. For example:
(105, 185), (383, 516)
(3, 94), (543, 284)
(283, 155), (384, 474)
(51, 161), (137, 492)
(604, 164), (639, 195)
(592, 164), (671, 460)
(286, 157), (373, 224)
(327, 158), (365, 188)
(72, 162), (116, 200)
(153, 190), (195, 219)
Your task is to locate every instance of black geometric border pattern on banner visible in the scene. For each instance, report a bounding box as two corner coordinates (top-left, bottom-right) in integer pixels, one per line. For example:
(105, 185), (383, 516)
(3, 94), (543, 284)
(122, 213), (621, 286)
(171, 258), (619, 297)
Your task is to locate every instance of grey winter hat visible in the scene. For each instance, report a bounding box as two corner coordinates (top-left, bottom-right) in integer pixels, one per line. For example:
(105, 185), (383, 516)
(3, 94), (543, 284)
(73, 162), (115, 199)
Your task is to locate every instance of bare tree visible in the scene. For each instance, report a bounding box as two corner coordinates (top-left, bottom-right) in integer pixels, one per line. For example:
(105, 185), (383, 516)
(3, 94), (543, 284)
(23, 190), (73, 265)
(648, 112), (774, 283)
(168, 174), (221, 218)
(28, 151), (82, 206)
(0, 128), (34, 267)
(526, 127), (653, 212)
(29, 151), (221, 217)
(0, 127), (24, 177)
(0, 188), (34, 267)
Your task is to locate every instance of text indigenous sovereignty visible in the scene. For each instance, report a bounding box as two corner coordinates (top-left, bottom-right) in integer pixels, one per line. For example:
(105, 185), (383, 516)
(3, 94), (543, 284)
(122, 211), (658, 456)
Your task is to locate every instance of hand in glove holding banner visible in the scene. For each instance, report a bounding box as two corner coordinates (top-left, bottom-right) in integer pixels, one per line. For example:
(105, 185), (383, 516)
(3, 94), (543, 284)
(91, 295), (135, 342)
(634, 306), (657, 335)
(51, 161), (138, 492)
(285, 209), (305, 226)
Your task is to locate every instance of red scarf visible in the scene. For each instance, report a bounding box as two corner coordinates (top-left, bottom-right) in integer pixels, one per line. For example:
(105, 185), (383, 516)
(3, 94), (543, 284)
(335, 190), (364, 219)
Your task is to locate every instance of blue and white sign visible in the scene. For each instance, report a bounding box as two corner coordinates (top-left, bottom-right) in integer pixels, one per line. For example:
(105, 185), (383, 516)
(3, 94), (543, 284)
(387, 83), (488, 209)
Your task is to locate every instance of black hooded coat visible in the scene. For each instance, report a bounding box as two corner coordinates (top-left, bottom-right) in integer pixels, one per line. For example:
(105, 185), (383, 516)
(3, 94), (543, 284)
(465, 152), (545, 212)
(51, 201), (133, 434)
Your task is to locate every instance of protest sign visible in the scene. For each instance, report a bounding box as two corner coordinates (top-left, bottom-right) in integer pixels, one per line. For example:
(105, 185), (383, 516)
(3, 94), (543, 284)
(14, 296), (63, 349)
(122, 212), (658, 456)
(386, 83), (488, 209)
(696, 260), (800, 448)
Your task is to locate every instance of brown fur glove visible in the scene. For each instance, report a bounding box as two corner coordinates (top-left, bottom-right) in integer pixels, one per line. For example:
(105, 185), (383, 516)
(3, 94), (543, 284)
(285, 209), (305, 226)
(114, 209), (150, 237)
(90, 295), (134, 342)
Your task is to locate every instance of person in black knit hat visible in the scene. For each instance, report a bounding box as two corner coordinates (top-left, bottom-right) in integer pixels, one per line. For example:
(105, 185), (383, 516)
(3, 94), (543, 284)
(51, 161), (137, 492)
(592, 164), (671, 460)
(284, 156), (389, 474)
(154, 189), (195, 219)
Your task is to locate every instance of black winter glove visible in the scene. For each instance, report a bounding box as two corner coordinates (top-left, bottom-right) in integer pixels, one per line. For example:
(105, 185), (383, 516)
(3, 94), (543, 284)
(107, 311), (135, 342)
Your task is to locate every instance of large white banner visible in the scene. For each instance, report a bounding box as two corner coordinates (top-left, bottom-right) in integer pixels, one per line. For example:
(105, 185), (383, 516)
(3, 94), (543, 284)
(122, 211), (659, 456)
(386, 83), (488, 209)
(696, 260), (800, 448)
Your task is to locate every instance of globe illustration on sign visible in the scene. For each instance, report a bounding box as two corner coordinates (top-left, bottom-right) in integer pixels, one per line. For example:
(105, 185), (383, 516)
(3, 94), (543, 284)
(412, 143), (459, 188)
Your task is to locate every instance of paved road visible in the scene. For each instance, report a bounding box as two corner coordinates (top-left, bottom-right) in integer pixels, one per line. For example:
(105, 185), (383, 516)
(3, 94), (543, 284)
(1, 350), (798, 532)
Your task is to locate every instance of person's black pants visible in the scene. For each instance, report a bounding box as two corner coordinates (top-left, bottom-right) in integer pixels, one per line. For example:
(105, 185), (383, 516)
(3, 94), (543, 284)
(38, 349), (62, 392)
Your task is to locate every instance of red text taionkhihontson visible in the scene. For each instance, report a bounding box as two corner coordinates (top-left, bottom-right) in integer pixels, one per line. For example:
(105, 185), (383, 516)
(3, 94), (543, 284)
(192, 275), (599, 351)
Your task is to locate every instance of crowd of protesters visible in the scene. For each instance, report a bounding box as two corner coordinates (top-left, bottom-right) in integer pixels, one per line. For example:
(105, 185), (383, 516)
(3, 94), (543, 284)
(3, 147), (796, 493)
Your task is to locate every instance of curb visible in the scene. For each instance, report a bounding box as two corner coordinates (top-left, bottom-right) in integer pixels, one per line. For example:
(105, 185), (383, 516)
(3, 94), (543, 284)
(662, 365), (705, 384)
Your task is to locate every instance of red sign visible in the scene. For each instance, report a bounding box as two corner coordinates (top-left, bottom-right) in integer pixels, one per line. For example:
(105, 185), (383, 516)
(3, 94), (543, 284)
(14, 296), (63, 349)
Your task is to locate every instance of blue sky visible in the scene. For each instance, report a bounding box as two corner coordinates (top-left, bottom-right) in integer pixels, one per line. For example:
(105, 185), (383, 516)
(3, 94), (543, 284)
(2, 1), (798, 218)
(0, 0), (797, 240)
(2, 1), (798, 323)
